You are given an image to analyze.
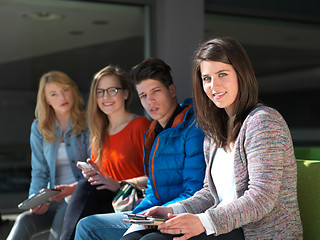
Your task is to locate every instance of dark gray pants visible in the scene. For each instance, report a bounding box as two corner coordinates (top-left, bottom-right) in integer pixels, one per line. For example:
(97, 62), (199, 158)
(121, 228), (244, 240)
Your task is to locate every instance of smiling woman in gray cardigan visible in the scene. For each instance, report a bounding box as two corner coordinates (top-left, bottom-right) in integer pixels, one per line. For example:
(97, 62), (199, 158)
(127, 37), (303, 240)
(176, 105), (302, 239)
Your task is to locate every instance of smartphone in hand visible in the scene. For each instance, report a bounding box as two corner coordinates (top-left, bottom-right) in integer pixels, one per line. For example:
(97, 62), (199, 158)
(77, 161), (95, 170)
(77, 161), (100, 174)
(123, 213), (167, 226)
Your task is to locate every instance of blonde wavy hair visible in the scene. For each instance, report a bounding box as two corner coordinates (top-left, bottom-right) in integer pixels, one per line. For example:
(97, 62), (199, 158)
(87, 65), (131, 165)
(35, 71), (86, 143)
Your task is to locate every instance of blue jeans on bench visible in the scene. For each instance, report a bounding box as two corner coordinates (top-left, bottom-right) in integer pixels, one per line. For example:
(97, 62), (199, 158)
(75, 212), (133, 240)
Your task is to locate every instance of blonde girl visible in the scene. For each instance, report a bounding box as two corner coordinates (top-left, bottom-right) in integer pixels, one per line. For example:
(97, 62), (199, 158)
(7, 71), (90, 240)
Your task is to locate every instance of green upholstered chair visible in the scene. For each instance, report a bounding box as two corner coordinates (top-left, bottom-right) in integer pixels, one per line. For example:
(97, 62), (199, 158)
(296, 159), (320, 240)
(295, 147), (320, 160)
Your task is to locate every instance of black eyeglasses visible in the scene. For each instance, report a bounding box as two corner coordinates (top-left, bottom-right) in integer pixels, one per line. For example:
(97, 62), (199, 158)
(96, 87), (123, 98)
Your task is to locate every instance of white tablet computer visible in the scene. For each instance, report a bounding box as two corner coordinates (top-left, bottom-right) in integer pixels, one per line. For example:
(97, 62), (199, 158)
(18, 188), (61, 210)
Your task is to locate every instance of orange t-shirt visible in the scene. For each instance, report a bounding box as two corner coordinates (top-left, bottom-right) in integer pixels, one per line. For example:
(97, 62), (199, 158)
(91, 116), (150, 181)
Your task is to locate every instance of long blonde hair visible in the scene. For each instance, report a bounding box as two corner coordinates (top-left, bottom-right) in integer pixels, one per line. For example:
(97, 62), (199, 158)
(35, 71), (86, 142)
(87, 65), (132, 164)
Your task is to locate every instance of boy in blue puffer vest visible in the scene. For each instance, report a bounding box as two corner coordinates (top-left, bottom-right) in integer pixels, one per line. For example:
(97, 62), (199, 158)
(74, 58), (206, 240)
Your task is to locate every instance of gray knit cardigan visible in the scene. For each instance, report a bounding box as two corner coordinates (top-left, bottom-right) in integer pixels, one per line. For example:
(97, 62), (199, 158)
(180, 105), (303, 239)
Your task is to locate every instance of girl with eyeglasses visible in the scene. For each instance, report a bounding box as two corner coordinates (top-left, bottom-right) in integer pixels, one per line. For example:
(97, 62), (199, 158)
(59, 65), (150, 240)
(7, 71), (90, 240)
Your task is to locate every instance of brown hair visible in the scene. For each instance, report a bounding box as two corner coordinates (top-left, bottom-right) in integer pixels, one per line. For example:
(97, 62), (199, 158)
(129, 57), (173, 88)
(35, 71), (86, 142)
(87, 65), (132, 164)
(193, 37), (259, 147)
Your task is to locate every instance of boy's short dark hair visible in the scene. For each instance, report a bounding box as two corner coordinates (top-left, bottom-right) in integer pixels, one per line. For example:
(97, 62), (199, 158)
(129, 57), (173, 88)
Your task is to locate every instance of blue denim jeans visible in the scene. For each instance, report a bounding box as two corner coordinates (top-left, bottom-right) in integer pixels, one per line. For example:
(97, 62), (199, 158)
(74, 212), (131, 240)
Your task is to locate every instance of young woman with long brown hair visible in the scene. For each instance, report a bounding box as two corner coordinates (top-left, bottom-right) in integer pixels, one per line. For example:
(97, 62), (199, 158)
(60, 65), (150, 240)
(138, 37), (303, 240)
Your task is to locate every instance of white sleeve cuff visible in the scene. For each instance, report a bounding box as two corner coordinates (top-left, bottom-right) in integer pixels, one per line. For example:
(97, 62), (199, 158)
(167, 202), (187, 214)
(197, 212), (216, 235)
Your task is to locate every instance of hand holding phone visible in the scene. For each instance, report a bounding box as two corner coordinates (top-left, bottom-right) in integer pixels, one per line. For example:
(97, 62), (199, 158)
(77, 161), (95, 170)
(123, 213), (167, 226)
(77, 160), (100, 177)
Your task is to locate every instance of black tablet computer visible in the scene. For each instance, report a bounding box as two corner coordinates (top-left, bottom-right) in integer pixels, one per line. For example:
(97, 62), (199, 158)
(18, 188), (61, 210)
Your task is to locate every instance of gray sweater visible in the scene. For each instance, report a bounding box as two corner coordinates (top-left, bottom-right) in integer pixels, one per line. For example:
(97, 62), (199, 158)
(180, 105), (303, 239)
